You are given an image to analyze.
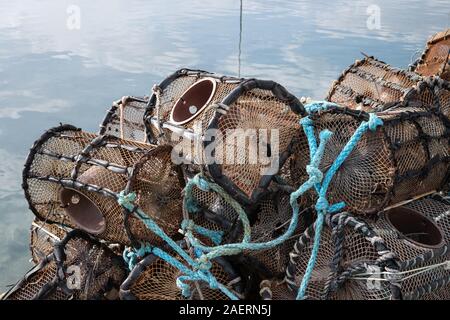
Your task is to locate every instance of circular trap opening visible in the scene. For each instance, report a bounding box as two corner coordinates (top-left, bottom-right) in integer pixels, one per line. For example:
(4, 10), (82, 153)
(170, 78), (216, 125)
(386, 206), (443, 248)
(59, 188), (106, 235)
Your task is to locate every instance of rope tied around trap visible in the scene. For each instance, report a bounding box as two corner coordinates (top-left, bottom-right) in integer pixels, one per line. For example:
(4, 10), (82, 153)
(294, 101), (383, 300)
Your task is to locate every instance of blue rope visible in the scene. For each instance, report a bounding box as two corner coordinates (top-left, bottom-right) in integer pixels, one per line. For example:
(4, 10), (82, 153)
(118, 191), (239, 299)
(295, 102), (383, 299)
(123, 243), (153, 270)
(181, 219), (224, 245)
(183, 174), (252, 243)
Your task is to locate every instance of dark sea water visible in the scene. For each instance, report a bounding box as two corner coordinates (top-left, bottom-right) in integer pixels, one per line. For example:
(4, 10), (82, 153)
(0, 0), (448, 290)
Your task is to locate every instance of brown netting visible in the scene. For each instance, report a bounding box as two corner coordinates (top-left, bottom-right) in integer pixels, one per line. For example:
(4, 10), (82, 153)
(2, 231), (126, 300)
(99, 96), (149, 142)
(120, 242), (243, 300)
(23, 124), (183, 245)
(144, 69), (242, 145)
(282, 196), (450, 300)
(209, 87), (302, 201)
(30, 219), (70, 263)
(327, 57), (422, 111)
(184, 173), (307, 277)
(414, 29), (450, 81)
(290, 93), (450, 214)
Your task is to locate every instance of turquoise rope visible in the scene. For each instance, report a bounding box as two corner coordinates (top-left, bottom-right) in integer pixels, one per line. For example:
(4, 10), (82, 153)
(181, 219), (224, 245)
(183, 174), (252, 243)
(118, 192), (238, 299)
(295, 102), (383, 300)
(181, 134), (334, 263)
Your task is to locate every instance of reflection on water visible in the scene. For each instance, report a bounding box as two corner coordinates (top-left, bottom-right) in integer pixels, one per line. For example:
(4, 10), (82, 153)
(0, 0), (448, 290)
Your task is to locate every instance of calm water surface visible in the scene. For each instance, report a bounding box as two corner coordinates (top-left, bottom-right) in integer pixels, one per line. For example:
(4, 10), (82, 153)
(0, 0), (448, 290)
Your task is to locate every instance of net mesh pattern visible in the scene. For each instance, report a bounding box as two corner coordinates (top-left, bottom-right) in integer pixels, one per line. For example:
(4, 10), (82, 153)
(213, 88), (300, 198)
(290, 103), (450, 214)
(414, 29), (450, 81)
(145, 73), (241, 143)
(124, 246), (241, 300)
(285, 197), (450, 300)
(100, 96), (149, 142)
(30, 220), (70, 263)
(24, 126), (183, 245)
(187, 183), (305, 277)
(327, 58), (420, 111)
(4, 234), (126, 300)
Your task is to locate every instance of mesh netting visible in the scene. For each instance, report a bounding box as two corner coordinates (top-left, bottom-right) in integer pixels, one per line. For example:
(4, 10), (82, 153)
(327, 57), (422, 111)
(184, 177), (307, 278)
(23, 125), (183, 245)
(144, 69), (242, 145)
(3, 231), (126, 300)
(99, 96), (149, 143)
(282, 196), (450, 300)
(120, 242), (243, 300)
(414, 29), (450, 81)
(30, 219), (70, 263)
(290, 90), (450, 214)
(208, 86), (302, 202)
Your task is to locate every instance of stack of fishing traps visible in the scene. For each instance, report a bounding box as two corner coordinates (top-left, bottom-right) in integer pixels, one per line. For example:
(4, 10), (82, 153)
(3, 29), (450, 301)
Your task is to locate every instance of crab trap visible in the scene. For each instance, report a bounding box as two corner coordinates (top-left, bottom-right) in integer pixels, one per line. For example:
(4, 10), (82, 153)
(2, 230), (126, 300)
(326, 57), (422, 111)
(289, 92), (450, 215)
(412, 29), (450, 81)
(22, 124), (184, 245)
(263, 195), (450, 300)
(99, 95), (149, 142)
(144, 68), (304, 206)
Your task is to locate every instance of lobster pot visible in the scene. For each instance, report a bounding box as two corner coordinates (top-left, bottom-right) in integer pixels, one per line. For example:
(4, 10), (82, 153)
(99, 95), (149, 142)
(120, 242), (243, 300)
(290, 104), (450, 214)
(326, 57), (421, 111)
(259, 279), (296, 300)
(30, 219), (70, 263)
(23, 125), (183, 245)
(283, 197), (450, 300)
(2, 231), (126, 300)
(144, 69), (243, 145)
(413, 29), (450, 81)
(145, 69), (304, 205)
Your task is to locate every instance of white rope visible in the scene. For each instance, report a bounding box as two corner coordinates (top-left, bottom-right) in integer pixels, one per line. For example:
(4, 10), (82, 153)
(348, 260), (450, 282)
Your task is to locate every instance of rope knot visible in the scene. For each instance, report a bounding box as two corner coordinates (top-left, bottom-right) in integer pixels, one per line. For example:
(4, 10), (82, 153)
(315, 196), (329, 213)
(196, 254), (213, 271)
(118, 190), (137, 208)
(306, 165), (323, 185)
(152, 84), (162, 95)
(368, 113), (383, 131)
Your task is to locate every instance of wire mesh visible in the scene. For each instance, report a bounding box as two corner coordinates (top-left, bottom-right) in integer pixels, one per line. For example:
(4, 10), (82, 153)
(99, 96), (149, 143)
(30, 219), (70, 264)
(120, 241), (243, 300)
(327, 57), (422, 111)
(290, 88), (450, 214)
(23, 124), (183, 245)
(413, 29), (450, 81)
(282, 196), (450, 300)
(2, 231), (126, 300)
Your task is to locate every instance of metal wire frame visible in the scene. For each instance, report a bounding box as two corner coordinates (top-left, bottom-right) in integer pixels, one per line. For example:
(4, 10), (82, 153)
(326, 56), (423, 112)
(22, 124), (184, 245)
(2, 230), (126, 300)
(119, 240), (244, 300)
(279, 195), (450, 300)
(99, 95), (149, 142)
